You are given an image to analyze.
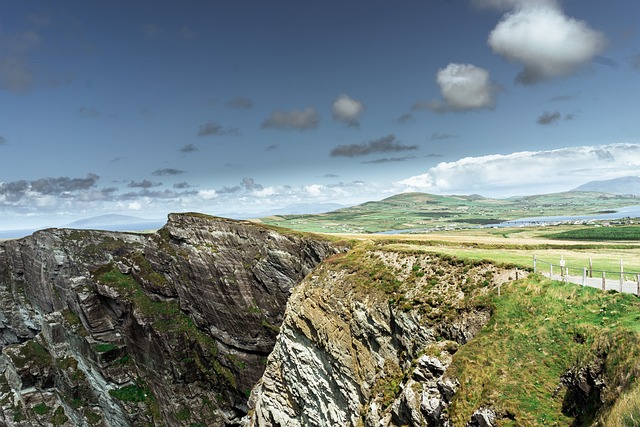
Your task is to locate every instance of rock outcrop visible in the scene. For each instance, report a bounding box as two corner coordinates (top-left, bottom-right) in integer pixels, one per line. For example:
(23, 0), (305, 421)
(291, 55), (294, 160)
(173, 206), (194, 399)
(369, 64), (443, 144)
(248, 248), (519, 426)
(0, 214), (341, 426)
(1, 212), (534, 426)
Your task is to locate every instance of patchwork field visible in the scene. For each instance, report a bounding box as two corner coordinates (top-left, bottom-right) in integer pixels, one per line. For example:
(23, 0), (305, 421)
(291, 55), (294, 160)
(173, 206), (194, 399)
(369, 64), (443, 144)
(259, 191), (640, 234)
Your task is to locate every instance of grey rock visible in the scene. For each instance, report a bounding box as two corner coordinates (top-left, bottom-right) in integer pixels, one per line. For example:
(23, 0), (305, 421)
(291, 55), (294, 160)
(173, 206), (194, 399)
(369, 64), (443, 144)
(0, 214), (342, 426)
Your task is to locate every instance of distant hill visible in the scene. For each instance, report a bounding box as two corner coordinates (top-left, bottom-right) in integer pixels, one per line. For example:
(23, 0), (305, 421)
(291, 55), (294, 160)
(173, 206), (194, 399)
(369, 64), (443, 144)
(222, 203), (347, 219)
(63, 214), (165, 231)
(260, 191), (640, 233)
(572, 176), (640, 195)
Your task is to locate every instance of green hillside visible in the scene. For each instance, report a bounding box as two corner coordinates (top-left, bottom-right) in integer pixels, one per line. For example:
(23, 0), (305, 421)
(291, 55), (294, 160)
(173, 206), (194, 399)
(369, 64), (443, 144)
(260, 191), (640, 233)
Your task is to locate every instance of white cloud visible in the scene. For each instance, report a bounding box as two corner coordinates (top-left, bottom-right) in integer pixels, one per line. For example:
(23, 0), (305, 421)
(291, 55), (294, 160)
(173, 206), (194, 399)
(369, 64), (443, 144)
(305, 184), (325, 197)
(427, 63), (497, 112)
(253, 187), (277, 197)
(472, 0), (558, 11)
(399, 143), (640, 197)
(331, 94), (365, 127)
(198, 189), (218, 200)
(261, 107), (319, 131)
(488, 3), (607, 84)
(128, 201), (142, 210)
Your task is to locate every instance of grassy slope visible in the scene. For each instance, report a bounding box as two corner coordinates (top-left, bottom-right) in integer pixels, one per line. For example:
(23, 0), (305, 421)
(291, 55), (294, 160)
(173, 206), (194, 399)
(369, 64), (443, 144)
(319, 237), (640, 426)
(259, 191), (640, 233)
(327, 239), (640, 426)
(448, 274), (640, 426)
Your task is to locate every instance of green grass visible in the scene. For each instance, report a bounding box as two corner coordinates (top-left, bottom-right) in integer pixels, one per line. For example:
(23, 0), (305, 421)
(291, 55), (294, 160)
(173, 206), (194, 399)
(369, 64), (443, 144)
(32, 403), (50, 415)
(448, 274), (640, 426)
(547, 226), (640, 241)
(260, 191), (640, 233)
(383, 243), (640, 275)
(109, 384), (148, 402)
(96, 263), (238, 390)
(94, 343), (118, 353)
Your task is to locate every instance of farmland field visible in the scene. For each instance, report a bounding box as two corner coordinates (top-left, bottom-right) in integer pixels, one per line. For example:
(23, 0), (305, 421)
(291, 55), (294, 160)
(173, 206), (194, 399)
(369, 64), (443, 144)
(259, 191), (640, 234)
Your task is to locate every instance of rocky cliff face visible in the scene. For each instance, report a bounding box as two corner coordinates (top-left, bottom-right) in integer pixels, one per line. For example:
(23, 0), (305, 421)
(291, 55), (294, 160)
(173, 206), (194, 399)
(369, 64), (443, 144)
(0, 214), (341, 426)
(247, 247), (519, 426)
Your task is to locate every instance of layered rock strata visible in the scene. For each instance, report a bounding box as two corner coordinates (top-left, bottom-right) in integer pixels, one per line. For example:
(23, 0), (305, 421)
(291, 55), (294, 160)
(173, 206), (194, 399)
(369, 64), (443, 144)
(248, 248), (518, 426)
(0, 214), (340, 426)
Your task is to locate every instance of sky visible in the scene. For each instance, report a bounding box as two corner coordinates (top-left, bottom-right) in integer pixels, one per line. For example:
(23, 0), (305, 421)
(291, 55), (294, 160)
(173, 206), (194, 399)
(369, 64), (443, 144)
(1, 0), (640, 230)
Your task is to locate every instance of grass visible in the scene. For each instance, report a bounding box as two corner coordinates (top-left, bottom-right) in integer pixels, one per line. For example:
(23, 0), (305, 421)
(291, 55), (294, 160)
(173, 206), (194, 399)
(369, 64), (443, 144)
(547, 226), (640, 241)
(383, 244), (640, 275)
(260, 191), (640, 233)
(96, 263), (238, 389)
(447, 274), (640, 426)
(109, 384), (148, 402)
(32, 403), (50, 415)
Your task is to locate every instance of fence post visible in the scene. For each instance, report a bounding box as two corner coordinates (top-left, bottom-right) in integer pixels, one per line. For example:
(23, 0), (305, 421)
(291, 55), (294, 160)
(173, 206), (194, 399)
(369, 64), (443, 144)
(550, 264), (553, 280)
(582, 268), (586, 287)
(620, 259), (624, 292)
(533, 255), (537, 273)
(589, 258), (593, 278)
(637, 274), (640, 297)
(602, 271), (606, 291)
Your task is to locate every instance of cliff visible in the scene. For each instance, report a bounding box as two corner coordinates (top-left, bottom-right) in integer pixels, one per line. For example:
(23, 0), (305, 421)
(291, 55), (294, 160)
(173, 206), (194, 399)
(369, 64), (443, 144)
(2, 214), (640, 426)
(0, 213), (341, 426)
(247, 246), (515, 426)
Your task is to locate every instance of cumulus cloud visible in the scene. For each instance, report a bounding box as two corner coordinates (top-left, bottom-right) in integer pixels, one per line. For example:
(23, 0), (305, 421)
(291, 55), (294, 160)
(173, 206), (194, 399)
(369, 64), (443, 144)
(261, 107), (319, 131)
(471, 0), (558, 11)
(398, 143), (640, 197)
(550, 94), (575, 102)
(173, 182), (191, 189)
(536, 111), (576, 125)
(331, 94), (365, 128)
(394, 113), (415, 124)
(537, 111), (561, 125)
(241, 177), (263, 191)
(180, 144), (198, 153)
(424, 64), (497, 113)
(253, 187), (277, 197)
(217, 185), (241, 194)
(198, 189), (218, 200)
(119, 189), (182, 199)
(152, 168), (185, 176)
(0, 174), (100, 204)
(361, 156), (417, 164)
(265, 144), (279, 151)
(226, 96), (253, 109)
(30, 174), (100, 194)
(431, 133), (458, 140)
(127, 180), (161, 189)
(488, 3), (607, 84)
(330, 134), (418, 158)
(197, 121), (239, 137)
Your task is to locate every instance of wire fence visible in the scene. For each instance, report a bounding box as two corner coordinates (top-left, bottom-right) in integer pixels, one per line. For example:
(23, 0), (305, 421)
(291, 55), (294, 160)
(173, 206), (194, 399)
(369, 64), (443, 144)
(533, 255), (640, 296)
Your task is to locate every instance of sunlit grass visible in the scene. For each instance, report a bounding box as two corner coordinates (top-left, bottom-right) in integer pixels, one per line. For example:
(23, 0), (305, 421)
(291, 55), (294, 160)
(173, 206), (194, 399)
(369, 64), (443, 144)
(448, 275), (640, 426)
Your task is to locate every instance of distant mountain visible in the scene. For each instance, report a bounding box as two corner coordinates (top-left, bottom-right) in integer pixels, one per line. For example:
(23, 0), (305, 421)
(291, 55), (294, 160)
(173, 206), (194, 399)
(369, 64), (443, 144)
(223, 203), (348, 219)
(63, 214), (165, 231)
(262, 203), (346, 216)
(572, 176), (640, 195)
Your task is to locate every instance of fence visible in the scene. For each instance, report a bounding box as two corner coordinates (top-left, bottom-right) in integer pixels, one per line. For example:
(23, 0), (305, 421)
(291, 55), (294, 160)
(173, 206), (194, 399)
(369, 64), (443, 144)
(533, 255), (640, 296)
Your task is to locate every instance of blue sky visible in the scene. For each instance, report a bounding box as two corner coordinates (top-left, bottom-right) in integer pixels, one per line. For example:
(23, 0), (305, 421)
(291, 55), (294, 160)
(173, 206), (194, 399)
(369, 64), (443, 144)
(1, 0), (640, 229)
